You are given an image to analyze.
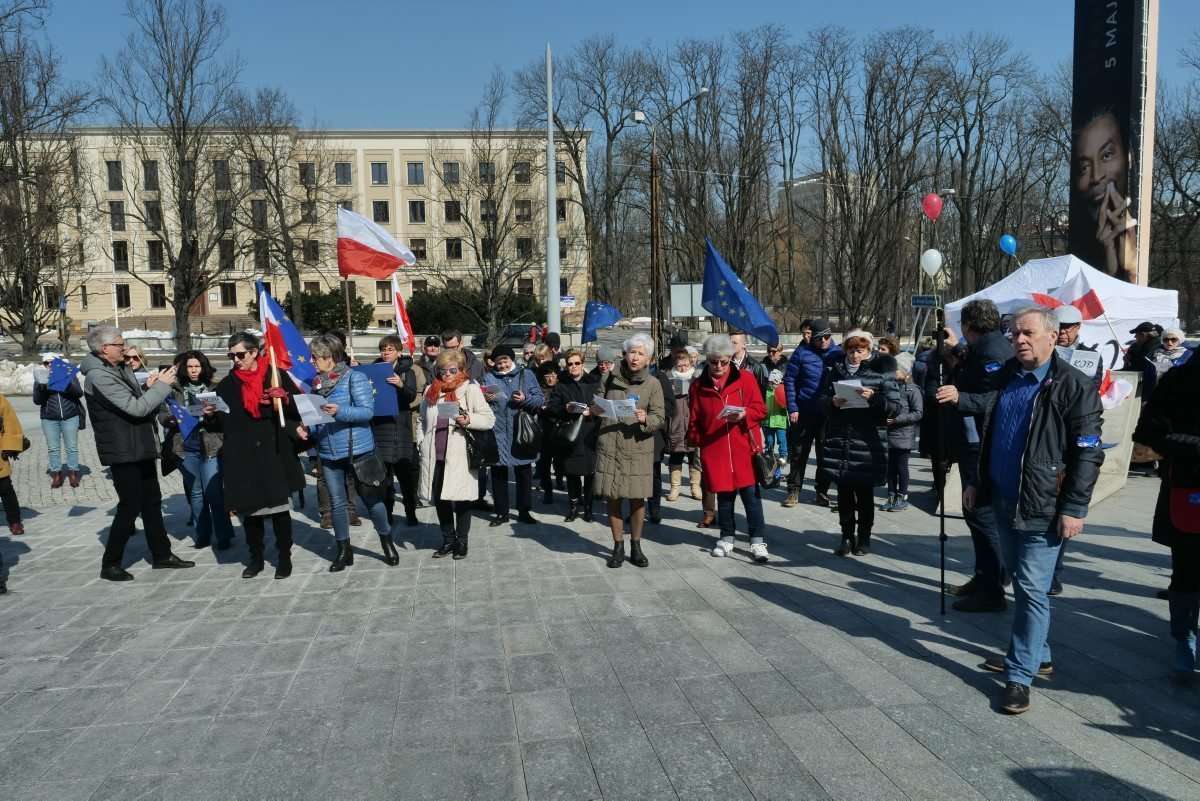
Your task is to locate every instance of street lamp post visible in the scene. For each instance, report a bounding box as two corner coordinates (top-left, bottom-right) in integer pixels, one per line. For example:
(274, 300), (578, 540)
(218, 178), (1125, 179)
(637, 87), (707, 348)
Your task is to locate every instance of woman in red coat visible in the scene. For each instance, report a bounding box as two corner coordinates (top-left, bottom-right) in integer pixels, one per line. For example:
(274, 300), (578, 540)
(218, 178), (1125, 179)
(687, 334), (770, 562)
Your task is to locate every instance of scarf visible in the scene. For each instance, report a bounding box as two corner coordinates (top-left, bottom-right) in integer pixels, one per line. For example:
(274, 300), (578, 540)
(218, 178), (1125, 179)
(312, 369), (344, 399)
(181, 381), (207, 406)
(425, 370), (467, 404)
(232, 359), (270, 418)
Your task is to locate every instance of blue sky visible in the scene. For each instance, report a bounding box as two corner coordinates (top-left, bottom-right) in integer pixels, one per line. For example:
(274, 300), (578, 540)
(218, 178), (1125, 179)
(46, 0), (1200, 128)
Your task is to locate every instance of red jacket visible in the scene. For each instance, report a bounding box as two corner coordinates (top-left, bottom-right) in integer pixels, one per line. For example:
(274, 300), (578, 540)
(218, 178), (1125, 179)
(686, 365), (767, 493)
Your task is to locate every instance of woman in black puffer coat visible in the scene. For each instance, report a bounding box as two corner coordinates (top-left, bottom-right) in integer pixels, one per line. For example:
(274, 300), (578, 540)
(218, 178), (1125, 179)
(371, 335), (421, 528)
(818, 332), (901, 556)
(545, 349), (600, 522)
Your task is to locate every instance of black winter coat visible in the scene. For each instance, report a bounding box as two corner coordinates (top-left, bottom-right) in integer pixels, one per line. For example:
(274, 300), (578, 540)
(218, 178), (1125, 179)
(33, 380), (85, 423)
(212, 370), (306, 514)
(919, 331), (1014, 470)
(370, 356), (419, 464)
(1133, 354), (1200, 547)
(545, 373), (600, 476)
(652, 369), (676, 462)
(818, 360), (901, 486)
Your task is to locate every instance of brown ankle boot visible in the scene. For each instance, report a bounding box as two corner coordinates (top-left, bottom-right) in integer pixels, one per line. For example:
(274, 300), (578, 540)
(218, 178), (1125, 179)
(68, 470), (80, 488)
(50, 470), (64, 489)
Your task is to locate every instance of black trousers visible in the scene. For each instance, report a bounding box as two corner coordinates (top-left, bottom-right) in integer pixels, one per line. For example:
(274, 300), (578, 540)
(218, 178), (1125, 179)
(0, 476), (20, 525)
(104, 460), (173, 568)
(491, 464), (532, 516)
(566, 474), (594, 504)
(433, 462), (471, 542)
(836, 480), (875, 536)
(383, 458), (419, 519)
(243, 512), (293, 561)
(787, 423), (829, 495)
(887, 449), (911, 495)
(648, 459), (663, 509)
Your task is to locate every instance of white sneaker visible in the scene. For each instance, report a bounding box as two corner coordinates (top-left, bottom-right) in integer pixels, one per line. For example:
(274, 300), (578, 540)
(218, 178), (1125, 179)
(750, 543), (769, 563)
(711, 540), (733, 558)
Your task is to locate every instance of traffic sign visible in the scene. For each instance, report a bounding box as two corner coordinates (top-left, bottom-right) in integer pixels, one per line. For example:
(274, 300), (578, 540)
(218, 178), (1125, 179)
(910, 294), (941, 309)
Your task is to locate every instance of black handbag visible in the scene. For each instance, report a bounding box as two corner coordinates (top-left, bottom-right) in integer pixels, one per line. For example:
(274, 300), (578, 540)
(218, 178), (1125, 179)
(464, 427), (500, 470)
(346, 382), (386, 488)
(509, 368), (543, 461)
(556, 414), (584, 445)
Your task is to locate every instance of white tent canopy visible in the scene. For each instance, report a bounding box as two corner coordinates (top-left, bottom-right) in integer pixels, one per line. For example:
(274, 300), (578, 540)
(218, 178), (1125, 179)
(944, 255), (1178, 370)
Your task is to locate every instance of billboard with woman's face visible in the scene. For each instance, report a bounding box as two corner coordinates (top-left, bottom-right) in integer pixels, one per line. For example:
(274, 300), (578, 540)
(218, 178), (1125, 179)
(1069, 0), (1157, 284)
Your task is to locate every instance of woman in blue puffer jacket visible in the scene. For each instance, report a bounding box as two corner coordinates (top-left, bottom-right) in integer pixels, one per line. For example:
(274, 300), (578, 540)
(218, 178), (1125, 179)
(309, 333), (400, 571)
(481, 344), (544, 526)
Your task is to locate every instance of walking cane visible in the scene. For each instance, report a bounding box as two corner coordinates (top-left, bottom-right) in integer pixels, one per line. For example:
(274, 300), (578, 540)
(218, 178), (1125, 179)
(934, 308), (948, 615)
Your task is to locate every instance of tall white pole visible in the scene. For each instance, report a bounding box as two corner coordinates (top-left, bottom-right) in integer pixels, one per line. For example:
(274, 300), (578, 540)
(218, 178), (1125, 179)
(545, 42), (561, 334)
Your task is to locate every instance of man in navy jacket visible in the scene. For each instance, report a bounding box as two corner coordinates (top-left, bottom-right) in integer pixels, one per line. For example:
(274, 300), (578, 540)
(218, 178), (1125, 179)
(783, 319), (842, 507)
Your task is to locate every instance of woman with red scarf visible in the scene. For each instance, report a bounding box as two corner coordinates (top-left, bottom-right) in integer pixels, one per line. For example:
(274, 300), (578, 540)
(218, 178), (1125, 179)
(417, 348), (495, 559)
(214, 332), (306, 579)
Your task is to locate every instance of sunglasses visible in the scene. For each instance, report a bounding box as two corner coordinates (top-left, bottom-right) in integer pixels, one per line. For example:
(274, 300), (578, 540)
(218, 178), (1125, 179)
(566, 360), (582, 366)
(227, 351), (252, 361)
(125, 355), (142, 362)
(708, 358), (731, 366)
(438, 367), (460, 375)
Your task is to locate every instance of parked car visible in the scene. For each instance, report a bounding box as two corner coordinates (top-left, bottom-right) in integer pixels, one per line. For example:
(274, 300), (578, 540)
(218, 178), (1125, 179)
(472, 322), (539, 349)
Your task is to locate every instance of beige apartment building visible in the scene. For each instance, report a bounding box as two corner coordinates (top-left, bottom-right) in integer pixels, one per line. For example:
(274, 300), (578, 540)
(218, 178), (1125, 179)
(67, 127), (590, 334)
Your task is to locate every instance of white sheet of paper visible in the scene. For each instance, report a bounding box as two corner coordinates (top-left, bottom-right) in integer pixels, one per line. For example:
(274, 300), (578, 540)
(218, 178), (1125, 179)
(834, 379), (868, 408)
(294, 393), (335, 427)
(1056, 346), (1102, 377)
(33, 367), (49, 383)
(134, 371), (149, 386)
(719, 404), (745, 418)
(193, 392), (230, 414)
(436, 401), (460, 419)
(592, 395), (638, 419)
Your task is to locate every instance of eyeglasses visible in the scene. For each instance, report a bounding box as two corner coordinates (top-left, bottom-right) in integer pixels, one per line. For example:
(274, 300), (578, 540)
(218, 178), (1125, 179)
(1165, 337), (1181, 343)
(708, 358), (731, 366)
(227, 351), (251, 361)
(103, 341), (125, 349)
(566, 360), (582, 366)
(438, 367), (460, 376)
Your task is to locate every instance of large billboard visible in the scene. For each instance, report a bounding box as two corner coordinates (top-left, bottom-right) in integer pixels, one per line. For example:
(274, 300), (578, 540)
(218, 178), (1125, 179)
(1069, 0), (1158, 285)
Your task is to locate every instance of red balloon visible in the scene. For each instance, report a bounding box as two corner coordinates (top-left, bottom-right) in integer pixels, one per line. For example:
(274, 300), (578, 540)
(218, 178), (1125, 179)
(922, 192), (943, 222)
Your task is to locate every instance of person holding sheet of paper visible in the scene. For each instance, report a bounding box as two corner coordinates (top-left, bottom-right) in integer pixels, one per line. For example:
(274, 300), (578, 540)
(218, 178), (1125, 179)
(545, 349), (600, 523)
(160, 351), (233, 551)
(818, 330), (901, 557)
(213, 332), (306, 580)
(481, 345), (545, 527)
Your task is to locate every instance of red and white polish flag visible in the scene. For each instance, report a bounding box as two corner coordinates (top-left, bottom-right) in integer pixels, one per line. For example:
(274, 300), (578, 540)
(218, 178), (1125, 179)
(336, 207), (416, 279)
(1029, 272), (1105, 320)
(391, 273), (416, 354)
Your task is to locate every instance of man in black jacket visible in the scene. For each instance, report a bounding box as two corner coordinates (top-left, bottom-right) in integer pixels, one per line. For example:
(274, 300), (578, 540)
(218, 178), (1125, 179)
(943, 300), (1015, 613)
(938, 306), (1103, 714)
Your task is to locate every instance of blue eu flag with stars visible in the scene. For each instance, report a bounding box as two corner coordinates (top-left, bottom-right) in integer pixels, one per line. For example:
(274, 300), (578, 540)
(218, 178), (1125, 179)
(582, 300), (622, 343)
(166, 397), (199, 440)
(701, 238), (779, 346)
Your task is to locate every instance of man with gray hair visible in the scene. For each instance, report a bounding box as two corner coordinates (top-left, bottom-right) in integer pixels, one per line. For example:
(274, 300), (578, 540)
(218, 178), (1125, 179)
(937, 306), (1103, 714)
(80, 325), (194, 581)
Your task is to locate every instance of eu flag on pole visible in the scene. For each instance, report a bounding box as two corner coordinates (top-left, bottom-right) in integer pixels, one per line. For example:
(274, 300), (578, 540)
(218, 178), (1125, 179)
(166, 397), (199, 440)
(582, 301), (622, 343)
(47, 358), (79, 392)
(255, 280), (317, 388)
(701, 238), (779, 347)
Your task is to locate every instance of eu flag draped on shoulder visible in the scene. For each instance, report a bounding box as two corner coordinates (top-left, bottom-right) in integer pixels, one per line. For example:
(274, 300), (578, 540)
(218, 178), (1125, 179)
(582, 301), (622, 343)
(47, 357), (79, 393)
(701, 238), (779, 347)
(255, 280), (317, 392)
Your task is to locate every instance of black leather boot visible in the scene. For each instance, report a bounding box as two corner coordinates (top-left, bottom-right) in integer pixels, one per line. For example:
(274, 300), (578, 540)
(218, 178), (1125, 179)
(855, 531), (871, 556)
(378, 534), (400, 566)
(607, 541), (625, 569)
(433, 533), (455, 559)
(452, 536), (468, 560)
(629, 540), (649, 568)
(242, 529), (265, 578)
(565, 500), (579, 523)
(581, 502), (593, 523)
(835, 532), (856, 557)
(329, 540), (353, 572)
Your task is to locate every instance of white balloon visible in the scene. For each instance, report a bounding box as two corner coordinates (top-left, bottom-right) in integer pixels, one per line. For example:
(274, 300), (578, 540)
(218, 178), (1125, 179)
(920, 249), (943, 277)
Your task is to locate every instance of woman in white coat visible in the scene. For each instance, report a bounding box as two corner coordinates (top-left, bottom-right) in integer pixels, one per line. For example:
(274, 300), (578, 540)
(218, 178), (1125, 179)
(418, 348), (495, 559)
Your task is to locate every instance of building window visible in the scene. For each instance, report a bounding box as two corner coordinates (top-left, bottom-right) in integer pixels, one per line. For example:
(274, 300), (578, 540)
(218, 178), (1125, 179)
(406, 162), (424, 186)
(445, 238), (462, 260)
(79, 285), (87, 310)
(335, 162), (352, 185)
(115, 283), (130, 308)
(375, 281), (391, 305)
(300, 201), (316, 224)
(446, 278), (464, 291)
(303, 239), (319, 263)
(515, 199), (531, 223)
(481, 238), (496, 260)
(517, 278), (534, 297)
(372, 200), (389, 224)
(412, 279), (428, 294)
(219, 282), (237, 307)
(556, 161), (566, 184)
(216, 198), (233, 230)
(514, 161), (531, 184)
(480, 199), (497, 222)
(410, 238), (426, 261)
(478, 161), (495, 185)
(251, 199), (267, 228)
(43, 286), (58, 309)
(516, 237), (533, 259)
(109, 201), (125, 231)
(106, 160), (122, 192)
(442, 161), (460, 185)
(142, 160), (158, 191)
(148, 240), (164, 271)
(149, 283), (167, 308)
(304, 281), (321, 294)
(249, 160), (267, 191)
(444, 200), (461, 223)
(112, 241), (129, 272)
(370, 162), (388, 185)
(559, 237), (567, 260)
(338, 199), (353, 211)
(560, 277), (569, 296)
(556, 199), (567, 222)
(254, 239), (269, 271)
(298, 161), (315, 187)
(218, 239), (235, 271)
(145, 200), (162, 231)
(408, 200), (426, 224)
(213, 159), (231, 191)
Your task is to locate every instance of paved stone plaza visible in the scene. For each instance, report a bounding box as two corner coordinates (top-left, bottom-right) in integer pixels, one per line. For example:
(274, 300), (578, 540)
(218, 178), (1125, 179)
(0, 396), (1198, 801)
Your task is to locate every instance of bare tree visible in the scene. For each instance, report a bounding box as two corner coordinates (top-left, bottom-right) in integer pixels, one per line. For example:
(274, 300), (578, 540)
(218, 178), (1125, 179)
(96, 0), (242, 350)
(0, 2), (96, 355)
(227, 87), (339, 331)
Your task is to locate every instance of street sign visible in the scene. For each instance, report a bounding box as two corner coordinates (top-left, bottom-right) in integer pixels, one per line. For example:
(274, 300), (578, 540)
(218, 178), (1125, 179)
(910, 294), (941, 309)
(560, 295), (576, 309)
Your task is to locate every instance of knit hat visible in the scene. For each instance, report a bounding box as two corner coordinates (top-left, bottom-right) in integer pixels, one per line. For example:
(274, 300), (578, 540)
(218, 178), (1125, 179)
(809, 318), (832, 337)
(872, 353), (898, 375)
(843, 328), (874, 349)
(767, 369), (783, 385)
(597, 345), (619, 364)
(491, 344), (517, 364)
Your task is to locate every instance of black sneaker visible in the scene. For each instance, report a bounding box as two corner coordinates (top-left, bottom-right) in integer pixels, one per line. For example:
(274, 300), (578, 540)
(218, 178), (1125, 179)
(982, 656), (1054, 678)
(1047, 578), (1063, 596)
(952, 593), (1006, 613)
(945, 576), (979, 597)
(1000, 682), (1030, 714)
(151, 554), (196, 570)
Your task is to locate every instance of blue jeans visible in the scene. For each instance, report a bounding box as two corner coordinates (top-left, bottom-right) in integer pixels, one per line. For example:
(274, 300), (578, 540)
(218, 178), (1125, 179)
(41, 417), (79, 472)
(764, 427), (788, 460)
(321, 458), (391, 542)
(716, 485), (766, 545)
(180, 451), (234, 547)
(992, 493), (1062, 686)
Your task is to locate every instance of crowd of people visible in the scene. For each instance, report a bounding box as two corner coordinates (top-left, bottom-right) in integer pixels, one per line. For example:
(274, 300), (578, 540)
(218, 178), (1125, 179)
(0, 303), (1197, 716)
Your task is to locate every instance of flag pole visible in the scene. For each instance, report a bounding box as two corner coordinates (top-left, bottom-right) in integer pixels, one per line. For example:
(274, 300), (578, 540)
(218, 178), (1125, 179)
(342, 279), (356, 362)
(268, 341), (285, 428)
